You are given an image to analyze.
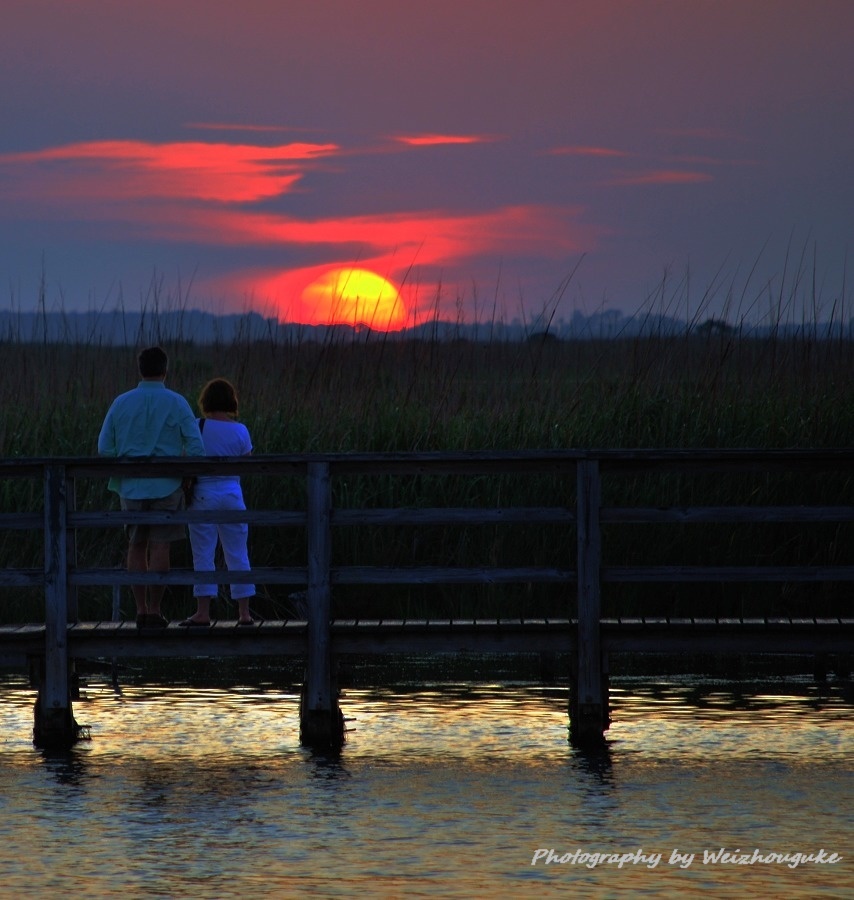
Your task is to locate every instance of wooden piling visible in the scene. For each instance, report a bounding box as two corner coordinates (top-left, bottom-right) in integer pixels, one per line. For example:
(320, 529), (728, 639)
(35, 464), (79, 749)
(300, 461), (344, 748)
(571, 459), (609, 746)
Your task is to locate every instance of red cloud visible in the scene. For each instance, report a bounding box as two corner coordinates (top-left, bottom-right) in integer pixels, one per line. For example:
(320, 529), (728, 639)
(392, 133), (494, 146)
(148, 204), (588, 265)
(0, 139), (338, 204)
(193, 206), (594, 320)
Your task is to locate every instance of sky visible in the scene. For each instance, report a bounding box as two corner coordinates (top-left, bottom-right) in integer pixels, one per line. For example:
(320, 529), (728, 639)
(1, 0), (852, 329)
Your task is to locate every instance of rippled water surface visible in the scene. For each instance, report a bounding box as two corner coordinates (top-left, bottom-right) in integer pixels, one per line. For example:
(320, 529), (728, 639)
(0, 662), (851, 898)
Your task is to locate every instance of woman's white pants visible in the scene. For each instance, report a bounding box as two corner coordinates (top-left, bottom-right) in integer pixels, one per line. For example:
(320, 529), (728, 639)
(188, 486), (255, 600)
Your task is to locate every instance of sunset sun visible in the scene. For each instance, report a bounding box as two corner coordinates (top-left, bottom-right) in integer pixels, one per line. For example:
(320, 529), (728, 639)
(300, 267), (406, 330)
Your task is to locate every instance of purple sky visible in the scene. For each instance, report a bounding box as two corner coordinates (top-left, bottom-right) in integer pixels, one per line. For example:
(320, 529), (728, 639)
(2, 0), (852, 327)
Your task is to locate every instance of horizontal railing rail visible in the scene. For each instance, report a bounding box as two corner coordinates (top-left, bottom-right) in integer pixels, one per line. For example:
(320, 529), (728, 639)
(2, 449), (854, 595)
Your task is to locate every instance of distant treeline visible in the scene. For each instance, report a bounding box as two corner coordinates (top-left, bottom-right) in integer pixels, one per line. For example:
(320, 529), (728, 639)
(2, 307), (853, 345)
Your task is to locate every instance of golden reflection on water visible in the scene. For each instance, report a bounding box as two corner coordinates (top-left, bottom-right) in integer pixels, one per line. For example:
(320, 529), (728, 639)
(0, 670), (851, 898)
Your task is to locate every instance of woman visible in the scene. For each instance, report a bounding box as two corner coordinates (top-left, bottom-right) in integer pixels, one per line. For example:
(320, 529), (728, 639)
(180, 378), (256, 626)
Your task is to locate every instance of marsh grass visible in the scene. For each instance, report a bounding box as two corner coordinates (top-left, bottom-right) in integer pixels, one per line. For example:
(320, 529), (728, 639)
(1, 301), (853, 622)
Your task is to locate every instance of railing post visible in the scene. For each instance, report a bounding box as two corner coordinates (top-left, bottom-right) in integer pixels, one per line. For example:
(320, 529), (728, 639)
(300, 461), (343, 748)
(35, 463), (78, 749)
(571, 458), (608, 746)
(66, 475), (79, 624)
(67, 474), (80, 701)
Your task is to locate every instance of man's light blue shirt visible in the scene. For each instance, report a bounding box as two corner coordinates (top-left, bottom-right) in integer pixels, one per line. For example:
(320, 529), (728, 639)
(97, 380), (205, 499)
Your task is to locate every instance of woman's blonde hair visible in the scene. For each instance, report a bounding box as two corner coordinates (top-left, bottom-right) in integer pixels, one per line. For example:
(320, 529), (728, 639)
(198, 378), (239, 416)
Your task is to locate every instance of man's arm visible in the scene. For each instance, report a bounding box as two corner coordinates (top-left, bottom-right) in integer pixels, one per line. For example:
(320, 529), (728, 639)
(180, 407), (206, 456)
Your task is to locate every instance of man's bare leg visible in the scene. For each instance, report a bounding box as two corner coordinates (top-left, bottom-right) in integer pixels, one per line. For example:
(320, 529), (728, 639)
(127, 542), (149, 616)
(146, 540), (171, 616)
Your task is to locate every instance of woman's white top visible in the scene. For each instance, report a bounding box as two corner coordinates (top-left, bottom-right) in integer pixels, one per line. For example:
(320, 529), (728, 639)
(196, 418), (252, 492)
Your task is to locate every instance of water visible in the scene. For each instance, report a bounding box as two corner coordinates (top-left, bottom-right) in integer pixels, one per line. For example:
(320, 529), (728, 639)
(0, 661), (851, 899)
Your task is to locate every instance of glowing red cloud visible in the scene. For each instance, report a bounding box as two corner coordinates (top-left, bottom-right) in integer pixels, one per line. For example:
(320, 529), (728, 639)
(0, 140), (586, 263)
(1, 139), (338, 203)
(206, 205), (593, 324)
(393, 134), (493, 146)
(157, 204), (588, 264)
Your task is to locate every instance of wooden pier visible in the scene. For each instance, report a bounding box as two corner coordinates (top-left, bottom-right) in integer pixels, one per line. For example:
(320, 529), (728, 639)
(1, 450), (852, 749)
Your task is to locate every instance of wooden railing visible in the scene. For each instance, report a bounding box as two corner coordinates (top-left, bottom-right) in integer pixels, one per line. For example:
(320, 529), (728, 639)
(2, 448), (853, 748)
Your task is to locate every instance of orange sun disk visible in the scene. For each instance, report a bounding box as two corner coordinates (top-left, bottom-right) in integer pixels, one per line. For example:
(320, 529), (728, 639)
(300, 267), (406, 330)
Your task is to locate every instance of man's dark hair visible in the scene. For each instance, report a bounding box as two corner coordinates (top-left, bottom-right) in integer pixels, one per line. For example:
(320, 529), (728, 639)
(138, 346), (169, 379)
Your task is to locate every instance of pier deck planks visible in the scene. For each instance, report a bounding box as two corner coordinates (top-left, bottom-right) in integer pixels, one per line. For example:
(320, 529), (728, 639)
(1, 616), (850, 666)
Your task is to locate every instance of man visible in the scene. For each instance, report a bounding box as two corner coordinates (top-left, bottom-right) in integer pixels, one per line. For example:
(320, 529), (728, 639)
(98, 346), (205, 628)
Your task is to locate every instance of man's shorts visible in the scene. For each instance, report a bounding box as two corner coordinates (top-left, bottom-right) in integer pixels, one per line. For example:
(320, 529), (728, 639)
(120, 487), (186, 544)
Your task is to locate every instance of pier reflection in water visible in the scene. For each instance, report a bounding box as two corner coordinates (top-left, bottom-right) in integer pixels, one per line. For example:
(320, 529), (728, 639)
(0, 665), (850, 899)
